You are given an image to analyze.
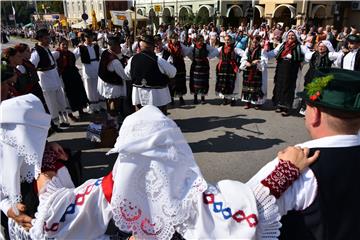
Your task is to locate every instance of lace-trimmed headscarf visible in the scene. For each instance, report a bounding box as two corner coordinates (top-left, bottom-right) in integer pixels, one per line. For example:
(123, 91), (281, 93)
(107, 106), (280, 240)
(0, 94), (51, 213)
(107, 105), (207, 240)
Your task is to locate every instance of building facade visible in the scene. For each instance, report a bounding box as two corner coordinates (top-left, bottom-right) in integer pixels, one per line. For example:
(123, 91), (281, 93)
(135, 0), (360, 30)
(64, 0), (130, 25)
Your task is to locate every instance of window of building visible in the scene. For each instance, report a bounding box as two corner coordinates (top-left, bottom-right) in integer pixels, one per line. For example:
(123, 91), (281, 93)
(99, 3), (102, 11)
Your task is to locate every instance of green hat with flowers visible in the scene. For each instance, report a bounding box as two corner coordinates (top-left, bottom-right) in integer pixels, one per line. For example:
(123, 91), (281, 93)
(299, 68), (360, 112)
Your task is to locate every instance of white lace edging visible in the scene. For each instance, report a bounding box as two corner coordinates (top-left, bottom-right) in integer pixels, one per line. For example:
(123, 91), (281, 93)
(8, 218), (32, 240)
(30, 175), (70, 240)
(111, 177), (207, 240)
(253, 184), (281, 240)
(0, 128), (42, 183)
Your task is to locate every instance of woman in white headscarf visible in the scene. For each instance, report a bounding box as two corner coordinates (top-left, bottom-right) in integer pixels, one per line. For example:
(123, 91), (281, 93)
(30, 105), (319, 240)
(0, 94), (73, 239)
(304, 40), (341, 86)
(266, 30), (309, 116)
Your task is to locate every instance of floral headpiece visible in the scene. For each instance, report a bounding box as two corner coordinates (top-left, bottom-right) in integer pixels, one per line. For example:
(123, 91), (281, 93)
(305, 75), (334, 101)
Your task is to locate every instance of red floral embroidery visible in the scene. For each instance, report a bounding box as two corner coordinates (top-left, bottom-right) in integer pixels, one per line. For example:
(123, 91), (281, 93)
(261, 159), (300, 199)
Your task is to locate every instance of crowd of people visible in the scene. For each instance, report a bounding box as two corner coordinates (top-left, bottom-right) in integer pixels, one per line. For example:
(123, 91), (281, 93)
(1, 19), (360, 240)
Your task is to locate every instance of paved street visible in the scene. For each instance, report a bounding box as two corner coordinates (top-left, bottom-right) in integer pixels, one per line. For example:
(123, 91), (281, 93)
(2, 37), (310, 183)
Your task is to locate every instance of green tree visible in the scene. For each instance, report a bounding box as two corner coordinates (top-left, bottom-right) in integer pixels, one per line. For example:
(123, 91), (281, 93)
(1, 1), (34, 26)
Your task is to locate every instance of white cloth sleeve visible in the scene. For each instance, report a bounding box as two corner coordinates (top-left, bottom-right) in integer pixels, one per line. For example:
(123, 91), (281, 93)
(257, 50), (267, 72)
(72, 47), (80, 59)
(16, 65), (26, 74)
(108, 59), (130, 81)
(30, 51), (40, 68)
(246, 158), (318, 216)
(305, 51), (315, 62)
(206, 44), (219, 59)
(0, 197), (12, 217)
(30, 175), (111, 240)
(51, 51), (60, 61)
(265, 44), (282, 59)
(328, 51), (342, 61)
(157, 57), (177, 78)
(239, 49), (249, 71)
(180, 43), (192, 57)
(234, 47), (245, 57)
(124, 56), (133, 78)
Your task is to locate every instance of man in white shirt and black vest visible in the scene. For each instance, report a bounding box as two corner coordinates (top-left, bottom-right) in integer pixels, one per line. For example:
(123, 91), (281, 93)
(124, 34), (176, 115)
(30, 29), (70, 129)
(337, 34), (360, 71)
(247, 68), (360, 240)
(97, 34), (129, 129)
(73, 29), (102, 113)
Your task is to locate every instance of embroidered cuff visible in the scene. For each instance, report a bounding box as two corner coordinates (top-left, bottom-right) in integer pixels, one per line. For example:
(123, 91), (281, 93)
(261, 159), (300, 199)
(41, 147), (64, 172)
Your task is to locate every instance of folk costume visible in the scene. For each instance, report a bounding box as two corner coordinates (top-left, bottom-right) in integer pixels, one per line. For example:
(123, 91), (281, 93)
(0, 94), (74, 239)
(215, 45), (244, 104)
(304, 40), (339, 86)
(267, 30), (307, 115)
(73, 42), (102, 112)
(30, 38), (70, 128)
(240, 46), (268, 107)
(188, 42), (218, 103)
(15, 59), (47, 108)
(30, 105), (304, 240)
(166, 41), (189, 102)
(124, 35), (176, 112)
(97, 48), (129, 127)
(247, 69), (360, 240)
(56, 47), (88, 114)
(336, 34), (360, 71)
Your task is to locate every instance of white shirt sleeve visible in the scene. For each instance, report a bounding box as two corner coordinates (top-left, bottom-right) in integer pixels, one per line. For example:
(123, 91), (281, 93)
(334, 52), (345, 68)
(107, 59), (129, 80)
(328, 51), (342, 61)
(234, 47), (245, 57)
(180, 43), (192, 58)
(124, 56), (133, 78)
(246, 158), (318, 216)
(305, 51), (315, 62)
(157, 57), (177, 78)
(51, 51), (60, 61)
(266, 44), (282, 59)
(72, 47), (80, 59)
(16, 65), (27, 74)
(30, 51), (40, 68)
(0, 197), (12, 217)
(206, 45), (220, 59)
(239, 49), (249, 71)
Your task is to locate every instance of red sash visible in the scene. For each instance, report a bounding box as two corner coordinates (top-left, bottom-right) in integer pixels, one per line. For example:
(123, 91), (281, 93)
(101, 172), (114, 203)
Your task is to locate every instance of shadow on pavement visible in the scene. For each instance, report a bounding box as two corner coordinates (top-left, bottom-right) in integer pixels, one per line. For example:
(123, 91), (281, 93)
(175, 115), (265, 134)
(190, 131), (283, 153)
(80, 151), (117, 182)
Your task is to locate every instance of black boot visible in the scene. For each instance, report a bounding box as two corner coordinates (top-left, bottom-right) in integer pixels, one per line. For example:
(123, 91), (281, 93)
(201, 96), (206, 104)
(179, 97), (185, 106)
(193, 95), (198, 104)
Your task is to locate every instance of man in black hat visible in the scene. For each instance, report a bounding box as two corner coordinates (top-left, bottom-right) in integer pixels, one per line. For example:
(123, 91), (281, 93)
(248, 68), (360, 239)
(124, 34), (176, 114)
(336, 34), (360, 71)
(30, 28), (70, 129)
(97, 35), (129, 128)
(73, 29), (103, 113)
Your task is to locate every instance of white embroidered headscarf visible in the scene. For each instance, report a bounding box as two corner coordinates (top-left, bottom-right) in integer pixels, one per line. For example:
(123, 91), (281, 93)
(107, 105), (207, 240)
(318, 40), (335, 52)
(284, 29), (302, 44)
(0, 94), (51, 213)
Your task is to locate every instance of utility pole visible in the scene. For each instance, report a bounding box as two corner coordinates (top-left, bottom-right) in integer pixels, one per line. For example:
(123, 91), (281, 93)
(10, 0), (16, 27)
(134, 1), (137, 37)
(249, 0), (255, 31)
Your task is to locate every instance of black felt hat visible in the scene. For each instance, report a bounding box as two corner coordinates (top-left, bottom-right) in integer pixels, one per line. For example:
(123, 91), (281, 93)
(35, 28), (49, 40)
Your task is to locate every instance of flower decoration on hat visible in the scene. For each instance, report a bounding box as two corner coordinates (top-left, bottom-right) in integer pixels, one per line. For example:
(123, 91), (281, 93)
(305, 75), (334, 101)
